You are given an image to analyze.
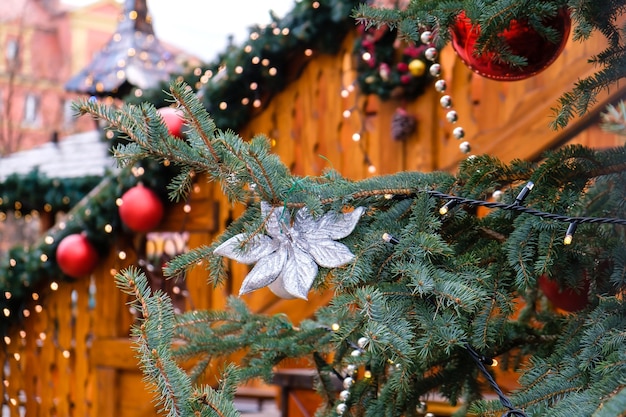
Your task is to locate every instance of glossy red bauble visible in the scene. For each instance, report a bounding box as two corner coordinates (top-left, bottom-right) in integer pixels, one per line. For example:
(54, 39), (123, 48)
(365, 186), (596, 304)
(119, 185), (164, 232)
(538, 274), (589, 312)
(157, 107), (184, 138)
(56, 233), (99, 278)
(450, 10), (571, 81)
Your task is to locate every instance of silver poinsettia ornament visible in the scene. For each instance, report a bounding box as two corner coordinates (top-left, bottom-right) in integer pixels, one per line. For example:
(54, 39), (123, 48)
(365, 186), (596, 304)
(214, 201), (365, 299)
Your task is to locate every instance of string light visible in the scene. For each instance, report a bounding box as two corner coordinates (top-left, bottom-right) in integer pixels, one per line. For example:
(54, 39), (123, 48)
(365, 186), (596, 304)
(563, 222), (578, 245)
(465, 344), (526, 416)
(438, 199), (458, 215)
(382, 232), (400, 245)
(340, 74), (377, 173)
(515, 181), (535, 205)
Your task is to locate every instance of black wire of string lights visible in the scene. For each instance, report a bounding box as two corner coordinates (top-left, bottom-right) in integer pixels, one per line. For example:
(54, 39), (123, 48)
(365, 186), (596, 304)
(434, 183), (625, 246)
(377, 180), (626, 415)
(428, 183), (626, 226)
(380, 234), (529, 417)
(382, 180), (626, 245)
(464, 344), (528, 417)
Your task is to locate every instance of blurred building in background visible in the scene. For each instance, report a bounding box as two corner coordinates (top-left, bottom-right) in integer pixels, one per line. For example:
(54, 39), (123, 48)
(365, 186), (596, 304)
(0, 0), (191, 156)
(0, 0), (119, 154)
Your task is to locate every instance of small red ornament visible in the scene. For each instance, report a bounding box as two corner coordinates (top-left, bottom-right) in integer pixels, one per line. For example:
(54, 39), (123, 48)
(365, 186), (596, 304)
(56, 233), (99, 278)
(450, 9), (571, 81)
(119, 184), (164, 232)
(538, 274), (589, 312)
(157, 107), (184, 138)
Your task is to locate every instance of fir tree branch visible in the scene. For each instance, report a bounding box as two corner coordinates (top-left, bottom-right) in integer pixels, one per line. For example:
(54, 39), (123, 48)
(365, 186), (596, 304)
(115, 267), (241, 417)
(115, 267), (192, 417)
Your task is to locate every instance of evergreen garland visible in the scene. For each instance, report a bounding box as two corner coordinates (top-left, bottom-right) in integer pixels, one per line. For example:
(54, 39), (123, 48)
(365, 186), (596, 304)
(0, 163), (176, 336)
(0, 169), (103, 214)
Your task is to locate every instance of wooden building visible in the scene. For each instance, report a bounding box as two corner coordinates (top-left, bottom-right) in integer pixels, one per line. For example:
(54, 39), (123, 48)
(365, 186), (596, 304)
(0, 9), (624, 417)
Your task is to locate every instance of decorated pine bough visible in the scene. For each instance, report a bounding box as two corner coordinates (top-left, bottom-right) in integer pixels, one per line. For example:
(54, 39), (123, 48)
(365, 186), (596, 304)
(75, 81), (626, 417)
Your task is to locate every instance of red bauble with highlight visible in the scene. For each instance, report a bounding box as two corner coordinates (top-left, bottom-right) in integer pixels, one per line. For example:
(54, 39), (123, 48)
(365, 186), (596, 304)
(450, 9), (571, 81)
(119, 185), (164, 232)
(157, 107), (184, 138)
(56, 233), (99, 278)
(538, 274), (589, 312)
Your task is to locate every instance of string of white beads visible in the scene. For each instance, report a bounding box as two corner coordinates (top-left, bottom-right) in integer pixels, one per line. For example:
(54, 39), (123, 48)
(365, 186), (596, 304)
(334, 336), (437, 416)
(334, 336), (367, 415)
(420, 31), (471, 155)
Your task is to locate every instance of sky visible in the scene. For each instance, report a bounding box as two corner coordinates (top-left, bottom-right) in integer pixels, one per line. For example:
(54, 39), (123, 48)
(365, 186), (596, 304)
(61, 0), (297, 62)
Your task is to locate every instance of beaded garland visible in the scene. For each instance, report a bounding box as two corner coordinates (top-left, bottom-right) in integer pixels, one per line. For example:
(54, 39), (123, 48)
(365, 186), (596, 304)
(333, 333), (436, 416)
(419, 30), (471, 156)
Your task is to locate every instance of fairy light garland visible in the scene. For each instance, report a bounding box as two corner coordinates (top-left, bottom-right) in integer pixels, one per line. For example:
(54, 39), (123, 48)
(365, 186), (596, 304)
(341, 79), (378, 174)
(429, 187), (626, 243)
(379, 183), (626, 245)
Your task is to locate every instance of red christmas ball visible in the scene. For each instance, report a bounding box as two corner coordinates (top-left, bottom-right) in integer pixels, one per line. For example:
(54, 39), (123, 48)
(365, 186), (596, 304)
(450, 9), (571, 81)
(56, 233), (99, 278)
(119, 185), (164, 232)
(538, 274), (589, 312)
(157, 107), (184, 138)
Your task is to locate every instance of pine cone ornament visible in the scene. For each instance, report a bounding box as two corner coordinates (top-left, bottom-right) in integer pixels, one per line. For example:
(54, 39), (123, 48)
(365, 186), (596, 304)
(392, 108), (417, 141)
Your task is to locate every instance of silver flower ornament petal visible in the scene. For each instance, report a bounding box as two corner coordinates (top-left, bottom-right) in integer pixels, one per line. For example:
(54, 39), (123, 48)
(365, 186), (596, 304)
(261, 201), (285, 238)
(295, 206), (366, 240)
(213, 233), (278, 264)
(239, 248), (287, 295)
(303, 239), (357, 268)
(269, 245), (318, 299)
